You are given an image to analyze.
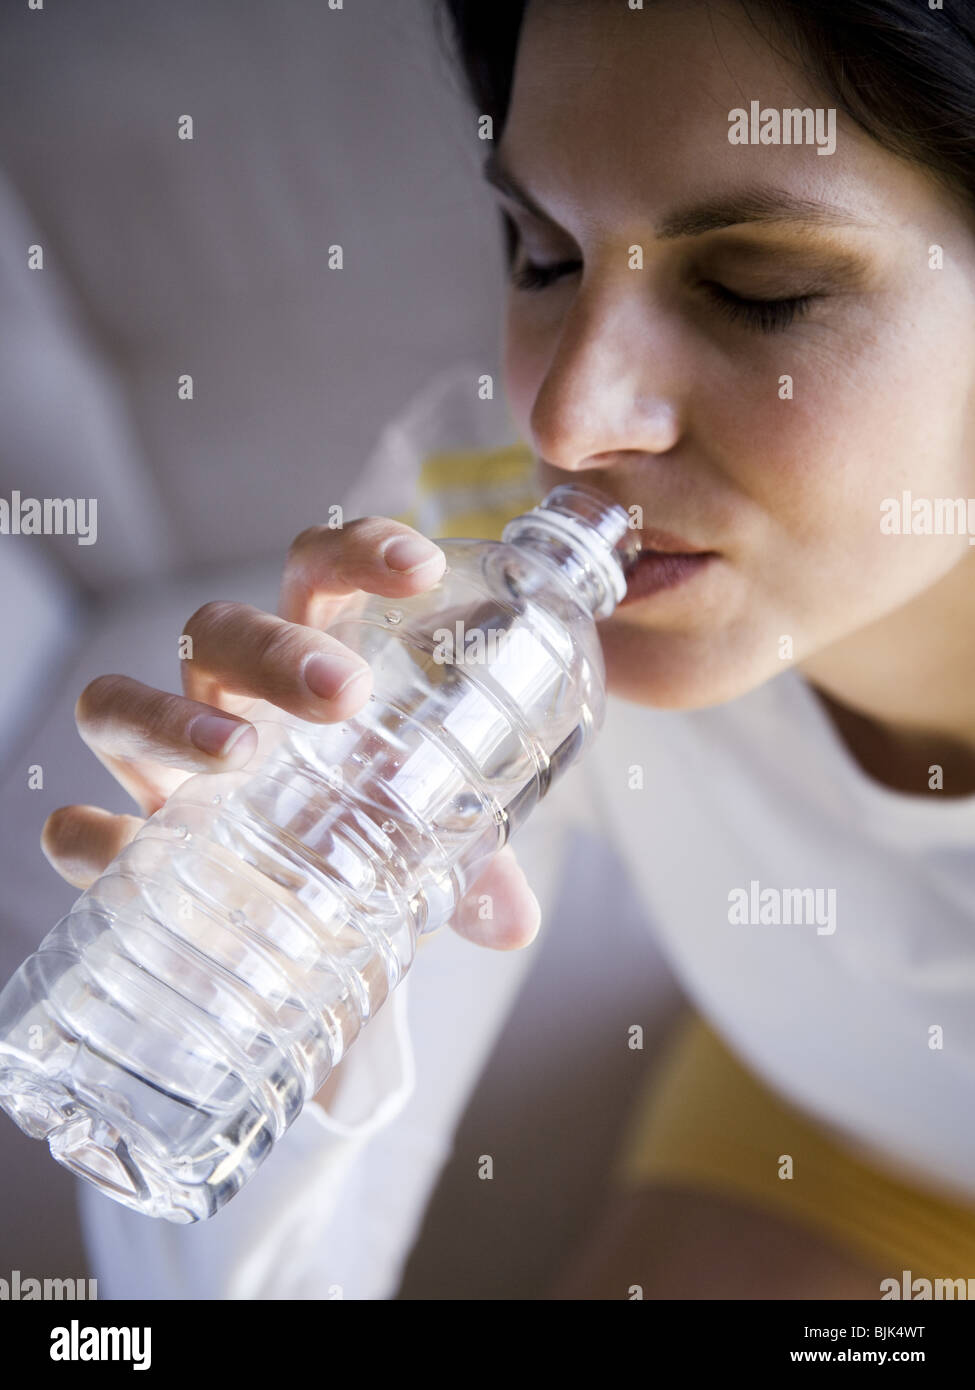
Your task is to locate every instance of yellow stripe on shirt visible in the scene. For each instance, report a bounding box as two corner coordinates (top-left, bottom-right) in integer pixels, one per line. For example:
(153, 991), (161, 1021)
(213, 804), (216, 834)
(393, 444), (542, 541)
(612, 1012), (975, 1281)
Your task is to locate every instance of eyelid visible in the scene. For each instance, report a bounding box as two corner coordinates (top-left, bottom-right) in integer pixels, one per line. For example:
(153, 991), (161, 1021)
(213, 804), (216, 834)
(693, 238), (870, 291)
(503, 202), (579, 254)
(501, 200), (866, 291)
(493, 188), (559, 227)
(700, 281), (815, 333)
(697, 275), (829, 301)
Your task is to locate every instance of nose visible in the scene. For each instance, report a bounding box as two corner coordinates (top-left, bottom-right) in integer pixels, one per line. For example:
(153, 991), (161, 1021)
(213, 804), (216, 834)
(527, 292), (682, 474)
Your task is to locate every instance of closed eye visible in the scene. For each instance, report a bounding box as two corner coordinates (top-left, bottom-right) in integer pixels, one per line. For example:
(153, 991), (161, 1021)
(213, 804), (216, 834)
(510, 257), (582, 292)
(697, 280), (817, 333)
(510, 257), (820, 335)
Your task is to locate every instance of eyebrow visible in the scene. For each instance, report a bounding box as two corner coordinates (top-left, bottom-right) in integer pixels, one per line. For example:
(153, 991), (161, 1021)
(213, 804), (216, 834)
(482, 150), (875, 237)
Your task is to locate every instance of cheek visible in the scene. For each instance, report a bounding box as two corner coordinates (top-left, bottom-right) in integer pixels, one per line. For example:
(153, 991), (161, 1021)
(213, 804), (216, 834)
(703, 310), (973, 566)
(503, 281), (975, 604)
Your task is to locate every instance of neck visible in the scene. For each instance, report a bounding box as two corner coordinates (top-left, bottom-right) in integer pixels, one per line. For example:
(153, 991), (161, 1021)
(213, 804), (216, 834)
(798, 551), (975, 798)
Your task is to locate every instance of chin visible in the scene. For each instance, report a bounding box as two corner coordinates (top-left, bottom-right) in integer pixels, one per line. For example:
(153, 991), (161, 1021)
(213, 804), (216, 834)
(597, 617), (778, 711)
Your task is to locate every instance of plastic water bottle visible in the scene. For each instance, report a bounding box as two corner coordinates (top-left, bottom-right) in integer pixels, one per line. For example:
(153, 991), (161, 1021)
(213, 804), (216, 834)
(0, 481), (640, 1222)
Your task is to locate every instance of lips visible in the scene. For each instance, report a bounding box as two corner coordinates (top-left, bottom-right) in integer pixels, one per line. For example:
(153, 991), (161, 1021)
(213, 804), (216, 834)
(613, 523), (719, 607)
(618, 548), (716, 605)
(637, 526), (713, 555)
(555, 477), (720, 605)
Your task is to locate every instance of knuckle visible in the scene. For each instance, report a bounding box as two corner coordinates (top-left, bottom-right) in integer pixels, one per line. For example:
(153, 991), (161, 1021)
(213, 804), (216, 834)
(41, 805), (79, 856)
(346, 515), (401, 547)
(75, 674), (188, 753)
(252, 618), (303, 684)
(342, 514), (383, 535)
(183, 599), (240, 644)
(286, 525), (324, 562)
(285, 525), (347, 573)
(137, 690), (187, 744)
(74, 673), (131, 734)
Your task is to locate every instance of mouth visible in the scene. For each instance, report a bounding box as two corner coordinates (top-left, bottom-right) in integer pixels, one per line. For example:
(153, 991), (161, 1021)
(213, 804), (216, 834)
(637, 526), (710, 555)
(618, 528), (719, 606)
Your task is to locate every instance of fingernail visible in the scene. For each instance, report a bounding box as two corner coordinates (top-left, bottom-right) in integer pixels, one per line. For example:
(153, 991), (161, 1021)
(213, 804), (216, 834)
(188, 714), (254, 757)
(303, 651), (370, 700)
(381, 534), (443, 573)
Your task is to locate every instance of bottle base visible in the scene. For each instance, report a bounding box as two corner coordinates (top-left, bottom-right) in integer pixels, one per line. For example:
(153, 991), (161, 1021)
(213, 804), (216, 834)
(0, 1066), (206, 1223)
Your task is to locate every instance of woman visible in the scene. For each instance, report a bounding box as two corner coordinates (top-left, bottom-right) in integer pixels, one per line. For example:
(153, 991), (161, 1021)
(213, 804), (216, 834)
(44, 0), (975, 1297)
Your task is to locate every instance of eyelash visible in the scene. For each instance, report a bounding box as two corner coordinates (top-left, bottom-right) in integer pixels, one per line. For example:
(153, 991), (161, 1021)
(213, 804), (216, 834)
(698, 280), (815, 333)
(510, 258), (582, 292)
(509, 258), (816, 334)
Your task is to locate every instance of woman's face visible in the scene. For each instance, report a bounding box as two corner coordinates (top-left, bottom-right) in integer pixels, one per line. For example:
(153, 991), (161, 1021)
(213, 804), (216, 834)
(496, 0), (975, 708)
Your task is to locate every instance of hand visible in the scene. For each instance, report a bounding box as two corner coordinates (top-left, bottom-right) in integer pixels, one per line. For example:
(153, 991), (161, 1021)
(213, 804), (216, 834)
(41, 516), (541, 954)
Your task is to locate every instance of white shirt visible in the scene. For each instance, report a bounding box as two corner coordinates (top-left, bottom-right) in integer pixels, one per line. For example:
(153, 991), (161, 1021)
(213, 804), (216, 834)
(78, 368), (975, 1296)
(585, 669), (975, 1202)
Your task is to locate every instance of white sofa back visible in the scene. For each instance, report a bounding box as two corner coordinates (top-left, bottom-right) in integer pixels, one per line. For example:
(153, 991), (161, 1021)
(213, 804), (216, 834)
(0, 0), (506, 594)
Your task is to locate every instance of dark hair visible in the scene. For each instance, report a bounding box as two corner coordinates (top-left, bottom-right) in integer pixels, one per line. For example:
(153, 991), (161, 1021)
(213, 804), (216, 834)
(436, 0), (975, 237)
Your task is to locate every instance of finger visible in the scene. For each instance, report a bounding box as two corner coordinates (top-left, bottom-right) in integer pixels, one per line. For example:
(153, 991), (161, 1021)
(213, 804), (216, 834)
(41, 805), (145, 890)
(76, 674), (258, 769)
(74, 673), (260, 814)
(179, 600), (375, 721)
(447, 846), (541, 951)
(278, 516), (446, 627)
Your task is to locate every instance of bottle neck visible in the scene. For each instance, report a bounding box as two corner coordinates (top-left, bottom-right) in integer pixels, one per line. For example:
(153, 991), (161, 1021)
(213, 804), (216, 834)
(502, 482), (642, 618)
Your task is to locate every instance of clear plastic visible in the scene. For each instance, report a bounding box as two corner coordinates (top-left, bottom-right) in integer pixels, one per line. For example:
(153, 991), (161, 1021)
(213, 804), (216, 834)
(0, 481), (640, 1222)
